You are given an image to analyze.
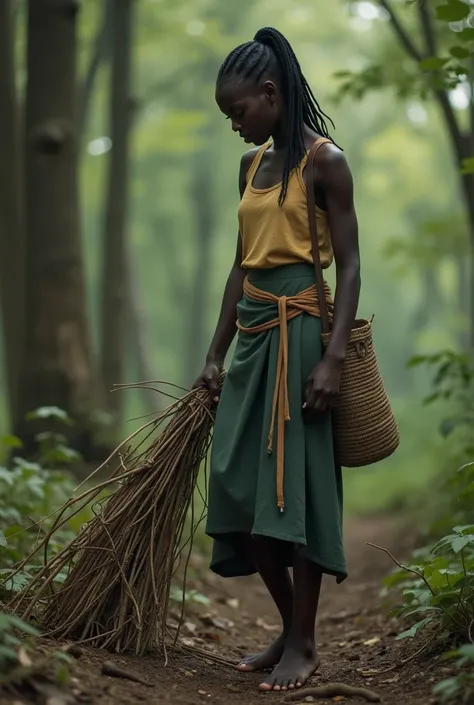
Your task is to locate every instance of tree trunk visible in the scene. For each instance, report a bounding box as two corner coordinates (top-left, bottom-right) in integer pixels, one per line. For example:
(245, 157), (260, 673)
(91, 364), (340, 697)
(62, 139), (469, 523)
(185, 146), (215, 385)
(458, 171), (474, 350)
(100, 0), (133, 423)
(78, 0), (111, 139)
(0, 0), (25, 429)
(18, 0), (99, 455)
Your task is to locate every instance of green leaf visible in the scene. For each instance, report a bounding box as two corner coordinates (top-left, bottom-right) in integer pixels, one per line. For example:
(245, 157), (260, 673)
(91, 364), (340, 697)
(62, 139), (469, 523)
(3, 633), (21, 646)
(0, 645), (18, 661)
(457, 644), (474, 660)
(3, 525), (22, 539)
(0, 467), (14, 485)
(0, 434), (23, 449)
(457, 27), (474, 41)
(5, 614), (40, 637)
(0, 530), (7, 548)
(402, 587), (433, 606)
(433, 534), (458, 554)
(25, 406), (73, 425)
(453, 525), (474, 535)
(188, 589), (211, 606)
(452, 535), (471, 553)
(419, 56), (449, 71)
(53, 572), (69, 584)
(12, 457), (42, 473)
(55, 663), (70, 685)
(438, 569), (464, 585)
(450, 45), (471, 59)
(403, 606), (441, 619)
(55, 651), (73, 664)
(461, 157), (474, 174)
(408, 354), (431, 368)
(332, 70), (353, 79)
(436, 2), (471, 22)
(396, 617), (434, 640)
(433, 677), (461, 698)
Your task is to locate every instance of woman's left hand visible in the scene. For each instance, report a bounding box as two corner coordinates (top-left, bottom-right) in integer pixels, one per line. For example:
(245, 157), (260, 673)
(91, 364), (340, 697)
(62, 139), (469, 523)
(303, 356), (343, 415)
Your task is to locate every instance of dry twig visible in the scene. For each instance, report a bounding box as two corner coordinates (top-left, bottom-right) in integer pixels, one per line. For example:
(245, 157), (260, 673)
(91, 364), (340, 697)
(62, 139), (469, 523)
(284, 683), (381, 702)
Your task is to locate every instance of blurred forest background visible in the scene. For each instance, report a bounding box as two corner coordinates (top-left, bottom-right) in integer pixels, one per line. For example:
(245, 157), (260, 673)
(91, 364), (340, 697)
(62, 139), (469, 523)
(2, 2), (474, 698)
(1, 0), (474, 521)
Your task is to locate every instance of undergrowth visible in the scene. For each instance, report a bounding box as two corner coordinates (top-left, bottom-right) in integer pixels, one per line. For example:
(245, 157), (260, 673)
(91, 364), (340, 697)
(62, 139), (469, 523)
(385, 351), (474, 704)
(0, 407), (92, 598)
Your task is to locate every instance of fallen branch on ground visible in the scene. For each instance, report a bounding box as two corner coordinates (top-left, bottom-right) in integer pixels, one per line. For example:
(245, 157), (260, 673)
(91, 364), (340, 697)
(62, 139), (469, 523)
(284, 683), (381, 702)
(101, 660), (153, 686)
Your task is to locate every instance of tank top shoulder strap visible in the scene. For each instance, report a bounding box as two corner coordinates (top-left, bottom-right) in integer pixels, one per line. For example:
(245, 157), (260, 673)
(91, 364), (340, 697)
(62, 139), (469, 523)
(245, 142), (271, 185)
(298, 137), (333, 193)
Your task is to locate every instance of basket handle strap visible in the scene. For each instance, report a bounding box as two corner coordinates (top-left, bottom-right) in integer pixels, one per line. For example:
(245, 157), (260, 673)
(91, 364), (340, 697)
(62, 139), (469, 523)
(305, 138), (332, 335)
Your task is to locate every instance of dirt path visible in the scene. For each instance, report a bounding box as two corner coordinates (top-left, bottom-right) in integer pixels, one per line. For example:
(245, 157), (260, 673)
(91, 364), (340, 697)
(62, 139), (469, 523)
(4, 516), (447, 705)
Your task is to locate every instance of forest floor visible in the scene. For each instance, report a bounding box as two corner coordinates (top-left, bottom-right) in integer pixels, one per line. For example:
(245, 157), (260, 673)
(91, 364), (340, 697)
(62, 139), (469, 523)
(2, 515), (452, 705)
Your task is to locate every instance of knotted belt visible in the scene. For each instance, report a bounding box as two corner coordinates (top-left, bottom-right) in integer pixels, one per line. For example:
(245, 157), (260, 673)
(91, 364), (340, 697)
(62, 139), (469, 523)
(237, 277), (333, 512)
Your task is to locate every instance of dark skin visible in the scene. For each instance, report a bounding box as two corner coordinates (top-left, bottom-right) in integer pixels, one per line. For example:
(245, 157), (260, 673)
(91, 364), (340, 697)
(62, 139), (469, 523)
(194, 75), (360, 692)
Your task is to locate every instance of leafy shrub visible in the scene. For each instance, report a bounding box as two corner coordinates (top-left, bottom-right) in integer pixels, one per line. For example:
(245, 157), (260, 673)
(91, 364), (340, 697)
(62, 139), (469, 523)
(386, 352), (474, 702)
(0, 408), (91, 597)
(385, 521), (474, 643)
(409, 351), (474, 464)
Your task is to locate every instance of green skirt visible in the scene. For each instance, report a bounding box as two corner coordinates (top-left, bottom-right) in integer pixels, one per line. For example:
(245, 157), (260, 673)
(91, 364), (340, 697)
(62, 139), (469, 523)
(206, 263), (347, 582)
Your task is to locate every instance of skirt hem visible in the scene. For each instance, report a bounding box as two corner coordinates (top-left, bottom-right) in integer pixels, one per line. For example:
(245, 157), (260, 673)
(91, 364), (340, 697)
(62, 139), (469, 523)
(207, 529), (347, 584)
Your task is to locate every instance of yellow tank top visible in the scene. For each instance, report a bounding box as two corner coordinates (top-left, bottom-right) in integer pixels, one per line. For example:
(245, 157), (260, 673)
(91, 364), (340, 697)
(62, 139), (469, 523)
(238, 142), (333, 270)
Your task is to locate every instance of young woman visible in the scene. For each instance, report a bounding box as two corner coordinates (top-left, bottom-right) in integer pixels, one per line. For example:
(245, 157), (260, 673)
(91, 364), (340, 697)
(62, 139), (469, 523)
(194, 27), (360, 692)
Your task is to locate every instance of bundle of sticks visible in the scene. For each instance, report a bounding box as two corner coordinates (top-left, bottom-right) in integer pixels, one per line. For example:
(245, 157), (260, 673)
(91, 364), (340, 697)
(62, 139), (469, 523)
(9, 379), (221, 656)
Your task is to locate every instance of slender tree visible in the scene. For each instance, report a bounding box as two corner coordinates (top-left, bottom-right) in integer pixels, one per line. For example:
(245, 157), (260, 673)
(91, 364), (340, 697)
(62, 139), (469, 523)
(78, 0), (112, 139)
(100, 0), (134, 422)
(0, 0), (24, 428)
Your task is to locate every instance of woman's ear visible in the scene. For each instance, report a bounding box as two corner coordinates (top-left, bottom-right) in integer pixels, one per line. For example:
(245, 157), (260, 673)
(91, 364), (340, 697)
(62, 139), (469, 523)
(263, 80), (277, 106)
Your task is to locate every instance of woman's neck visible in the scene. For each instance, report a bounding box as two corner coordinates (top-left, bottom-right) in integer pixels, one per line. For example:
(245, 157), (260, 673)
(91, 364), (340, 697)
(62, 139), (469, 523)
(271, 113), (289, 151)
(271, 122), (316, 151)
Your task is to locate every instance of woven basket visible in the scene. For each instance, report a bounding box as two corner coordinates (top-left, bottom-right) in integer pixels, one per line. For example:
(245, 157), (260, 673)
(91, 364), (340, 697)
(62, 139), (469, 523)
(321, 319), (399, 467)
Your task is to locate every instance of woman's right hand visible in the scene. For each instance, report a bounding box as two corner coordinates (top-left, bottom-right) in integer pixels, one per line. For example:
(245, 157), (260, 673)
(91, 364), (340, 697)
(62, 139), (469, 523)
(192, 360), (222, 403)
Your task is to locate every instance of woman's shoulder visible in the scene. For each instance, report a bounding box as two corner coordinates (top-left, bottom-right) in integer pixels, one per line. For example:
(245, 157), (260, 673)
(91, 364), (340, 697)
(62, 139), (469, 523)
(309, 137), (345, 166)
(239, 147), (263, 195)
(240, 147), (261, 173)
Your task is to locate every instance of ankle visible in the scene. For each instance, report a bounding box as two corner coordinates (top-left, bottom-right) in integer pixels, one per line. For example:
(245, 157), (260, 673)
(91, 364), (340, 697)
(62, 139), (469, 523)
(286, 630), (316, 652)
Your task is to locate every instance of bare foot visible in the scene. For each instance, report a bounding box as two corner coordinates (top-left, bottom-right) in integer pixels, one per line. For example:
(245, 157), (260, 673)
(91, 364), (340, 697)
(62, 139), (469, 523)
(258, 640), (320, 691)
(237, 633), (286, 672)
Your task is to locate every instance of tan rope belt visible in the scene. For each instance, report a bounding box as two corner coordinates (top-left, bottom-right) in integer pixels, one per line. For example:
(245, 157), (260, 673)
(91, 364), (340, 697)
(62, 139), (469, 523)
(237, 277), (333, 512)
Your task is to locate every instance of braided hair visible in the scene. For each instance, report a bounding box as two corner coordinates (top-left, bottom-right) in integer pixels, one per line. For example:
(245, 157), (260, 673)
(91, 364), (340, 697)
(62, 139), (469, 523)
(217, 27), (336, 204)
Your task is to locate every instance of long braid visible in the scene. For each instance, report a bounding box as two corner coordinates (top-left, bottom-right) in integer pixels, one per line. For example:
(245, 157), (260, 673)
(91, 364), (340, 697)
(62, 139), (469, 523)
(217, 27), (336, 205)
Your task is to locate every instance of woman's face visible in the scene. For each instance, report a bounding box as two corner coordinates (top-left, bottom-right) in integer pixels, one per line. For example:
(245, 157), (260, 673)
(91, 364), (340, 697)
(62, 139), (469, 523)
(216, 78), (282, 146)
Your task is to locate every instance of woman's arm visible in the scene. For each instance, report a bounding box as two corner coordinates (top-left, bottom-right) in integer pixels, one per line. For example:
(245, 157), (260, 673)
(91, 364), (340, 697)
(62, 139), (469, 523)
(304, 145), (360, 413)
(193, 150), (256, 399)
(316, 145), (360, 363)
